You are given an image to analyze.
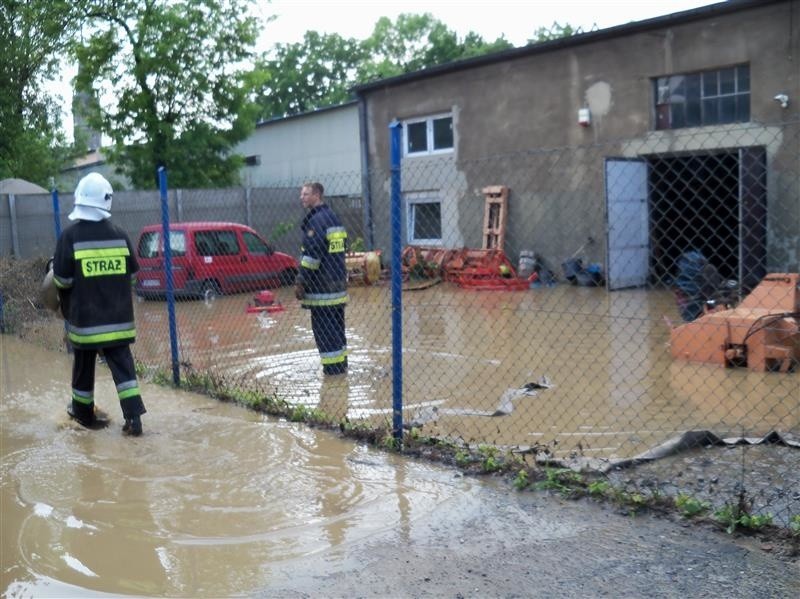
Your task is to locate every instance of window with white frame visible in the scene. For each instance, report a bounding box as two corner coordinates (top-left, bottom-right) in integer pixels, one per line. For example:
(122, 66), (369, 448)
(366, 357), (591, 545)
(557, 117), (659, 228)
(406, 193), (442, 244)
(404, 114), (454, 156)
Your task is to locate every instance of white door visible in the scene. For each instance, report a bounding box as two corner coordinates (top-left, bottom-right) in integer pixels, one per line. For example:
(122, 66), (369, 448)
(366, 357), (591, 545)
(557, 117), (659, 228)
(605, 158), (649, 290)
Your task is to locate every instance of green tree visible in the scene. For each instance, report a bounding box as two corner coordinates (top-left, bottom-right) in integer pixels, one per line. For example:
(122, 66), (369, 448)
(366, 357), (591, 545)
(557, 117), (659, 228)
(528, 22), (591, 44)
(359, 13), (512, 81)
(252, 31), (366, 120)
(0, 0), (83, 185)
(74, 0), (260, 188)
(252, 13), (513, 120)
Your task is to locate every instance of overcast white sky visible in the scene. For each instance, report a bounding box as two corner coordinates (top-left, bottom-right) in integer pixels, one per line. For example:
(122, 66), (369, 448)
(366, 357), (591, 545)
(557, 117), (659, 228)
(55, 0), (718, 140)
(256, 0), (717, 47)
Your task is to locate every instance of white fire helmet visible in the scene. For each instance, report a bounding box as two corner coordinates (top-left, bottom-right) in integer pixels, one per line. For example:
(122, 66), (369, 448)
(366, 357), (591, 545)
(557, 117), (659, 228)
(69, 172), (113, 221)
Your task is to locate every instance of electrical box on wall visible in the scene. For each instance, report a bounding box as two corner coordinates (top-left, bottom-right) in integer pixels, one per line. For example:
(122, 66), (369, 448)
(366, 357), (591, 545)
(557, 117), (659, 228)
(578, 108), (591, 127)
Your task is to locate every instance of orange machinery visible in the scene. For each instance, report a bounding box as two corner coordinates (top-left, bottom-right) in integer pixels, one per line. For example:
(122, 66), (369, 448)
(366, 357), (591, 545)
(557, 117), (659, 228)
(443, 248), (529, 290)
(401, 246), (530, 290)
(669, 273), (800, 372)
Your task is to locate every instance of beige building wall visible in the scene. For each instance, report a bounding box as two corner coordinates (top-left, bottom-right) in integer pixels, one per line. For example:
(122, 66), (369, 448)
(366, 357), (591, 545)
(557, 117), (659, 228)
(359, 0), (800, 275)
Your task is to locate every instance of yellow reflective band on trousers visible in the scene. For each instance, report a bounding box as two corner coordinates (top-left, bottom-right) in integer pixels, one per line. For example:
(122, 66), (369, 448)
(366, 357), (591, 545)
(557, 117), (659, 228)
(301, 292), (348, 307)
(118, 386), (141, 400)
(72, 389), (93, 405)
(320, 349), (347, 365)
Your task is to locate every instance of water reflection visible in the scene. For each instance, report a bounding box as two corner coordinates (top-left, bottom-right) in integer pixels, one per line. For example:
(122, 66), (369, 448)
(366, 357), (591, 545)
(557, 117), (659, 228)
(318, 375), (350, 421)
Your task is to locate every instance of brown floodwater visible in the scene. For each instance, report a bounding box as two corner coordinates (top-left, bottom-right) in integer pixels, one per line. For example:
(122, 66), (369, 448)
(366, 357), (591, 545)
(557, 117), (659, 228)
(2, 283), (798, 596)
(132, 282), (799, 459)
(1, 336), (489, 597)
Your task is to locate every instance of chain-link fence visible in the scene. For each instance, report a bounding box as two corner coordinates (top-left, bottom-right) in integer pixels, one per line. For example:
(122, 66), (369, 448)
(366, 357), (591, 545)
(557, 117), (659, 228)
(2, 118), (798, 527)
(119, 119), (800, 525)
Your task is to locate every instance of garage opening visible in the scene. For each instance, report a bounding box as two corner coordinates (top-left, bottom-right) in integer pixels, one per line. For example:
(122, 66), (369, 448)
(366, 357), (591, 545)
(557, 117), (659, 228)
(649, 152), (741, 284)
(606, 148), (766, 291)
(640, 150), (765, 295)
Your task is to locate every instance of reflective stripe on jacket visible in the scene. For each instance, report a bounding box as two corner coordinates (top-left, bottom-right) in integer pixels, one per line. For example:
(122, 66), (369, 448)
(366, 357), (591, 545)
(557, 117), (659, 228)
(298, 204), (348, 308)
(53, 220), (139, 349)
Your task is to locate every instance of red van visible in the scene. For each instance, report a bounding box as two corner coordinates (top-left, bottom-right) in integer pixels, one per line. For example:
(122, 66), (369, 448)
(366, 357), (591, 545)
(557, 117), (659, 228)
(135, 222), (298, 299)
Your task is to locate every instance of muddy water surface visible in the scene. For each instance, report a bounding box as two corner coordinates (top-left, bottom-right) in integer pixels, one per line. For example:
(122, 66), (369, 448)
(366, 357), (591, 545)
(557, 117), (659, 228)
(132, 283), (799, 458)
(1, 336), (482, 597)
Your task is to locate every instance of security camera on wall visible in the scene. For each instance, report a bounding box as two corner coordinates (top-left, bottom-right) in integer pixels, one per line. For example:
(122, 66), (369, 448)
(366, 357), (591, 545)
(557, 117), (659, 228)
(773, 94), (789, 108)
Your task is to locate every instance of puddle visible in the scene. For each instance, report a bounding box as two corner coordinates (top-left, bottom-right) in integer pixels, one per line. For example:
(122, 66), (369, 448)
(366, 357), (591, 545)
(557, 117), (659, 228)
(1, 337), (481, 597)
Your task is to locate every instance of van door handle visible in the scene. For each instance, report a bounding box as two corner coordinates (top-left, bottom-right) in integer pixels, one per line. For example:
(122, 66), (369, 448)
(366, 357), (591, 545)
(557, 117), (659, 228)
(241, 255), (247, 263)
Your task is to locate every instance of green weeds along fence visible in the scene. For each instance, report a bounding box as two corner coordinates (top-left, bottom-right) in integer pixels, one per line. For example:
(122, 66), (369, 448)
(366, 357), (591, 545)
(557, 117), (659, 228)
(2, 119), (798, 529)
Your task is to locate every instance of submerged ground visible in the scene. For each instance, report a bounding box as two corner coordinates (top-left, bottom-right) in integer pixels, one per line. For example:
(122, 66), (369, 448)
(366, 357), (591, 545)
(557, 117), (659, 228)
(1, 256), (798, 596)
(1, 336), (798, 597)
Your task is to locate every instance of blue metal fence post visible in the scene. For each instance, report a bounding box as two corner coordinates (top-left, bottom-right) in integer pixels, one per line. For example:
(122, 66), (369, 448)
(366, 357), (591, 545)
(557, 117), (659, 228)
(51, 188), (62, 238)
(159, 167), (180, 385)
(389, 121), (404, 440)
(50, 187), (71, 351)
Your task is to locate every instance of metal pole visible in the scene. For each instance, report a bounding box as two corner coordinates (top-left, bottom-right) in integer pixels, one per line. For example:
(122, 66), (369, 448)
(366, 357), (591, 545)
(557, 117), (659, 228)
(51, 188), (62, 238)
(51, 187), (70, 351)
(389, 121), (404, 441)
(245, 187), (252, 227)
(159, 167), (180, 385)
(8, 194), (19, 256)
(358, 96), (375, 249)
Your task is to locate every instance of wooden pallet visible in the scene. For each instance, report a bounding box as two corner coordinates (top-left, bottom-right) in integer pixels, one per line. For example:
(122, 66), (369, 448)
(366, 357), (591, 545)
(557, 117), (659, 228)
(481, 185), (508, 250)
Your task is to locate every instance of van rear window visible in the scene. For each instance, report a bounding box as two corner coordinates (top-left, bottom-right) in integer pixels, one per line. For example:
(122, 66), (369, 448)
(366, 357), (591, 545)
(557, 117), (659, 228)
(137, 230), (186, 258)
(138, 232), (159, 258)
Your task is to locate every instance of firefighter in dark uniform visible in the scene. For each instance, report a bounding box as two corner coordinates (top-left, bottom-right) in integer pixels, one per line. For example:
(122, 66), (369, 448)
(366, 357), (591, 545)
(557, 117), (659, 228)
(53, 172), (147, 435)
(295, 182), (348, 375)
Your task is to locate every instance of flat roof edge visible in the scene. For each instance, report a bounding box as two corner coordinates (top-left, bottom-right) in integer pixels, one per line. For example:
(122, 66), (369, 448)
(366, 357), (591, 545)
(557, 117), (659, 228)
(352, 0), (785, 94)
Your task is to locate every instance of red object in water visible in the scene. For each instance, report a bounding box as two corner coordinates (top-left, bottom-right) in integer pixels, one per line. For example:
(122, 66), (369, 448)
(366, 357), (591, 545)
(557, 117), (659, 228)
(445, 248), (530, 291)
(400, 246), (531, 291)
(245, 303), (284, 314)
(254, 290), (276, 306)
(246, 289), (284, 313)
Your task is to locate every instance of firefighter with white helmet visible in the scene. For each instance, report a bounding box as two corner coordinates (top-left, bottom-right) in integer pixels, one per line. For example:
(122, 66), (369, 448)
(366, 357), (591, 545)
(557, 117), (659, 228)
(70, 171), (114, 221)
(52, 172), (147, 435)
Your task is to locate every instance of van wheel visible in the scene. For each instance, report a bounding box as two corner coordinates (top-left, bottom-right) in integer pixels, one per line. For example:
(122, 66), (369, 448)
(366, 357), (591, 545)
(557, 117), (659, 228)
(279, 268), (297, 286)
(201, 281), (221, 301)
